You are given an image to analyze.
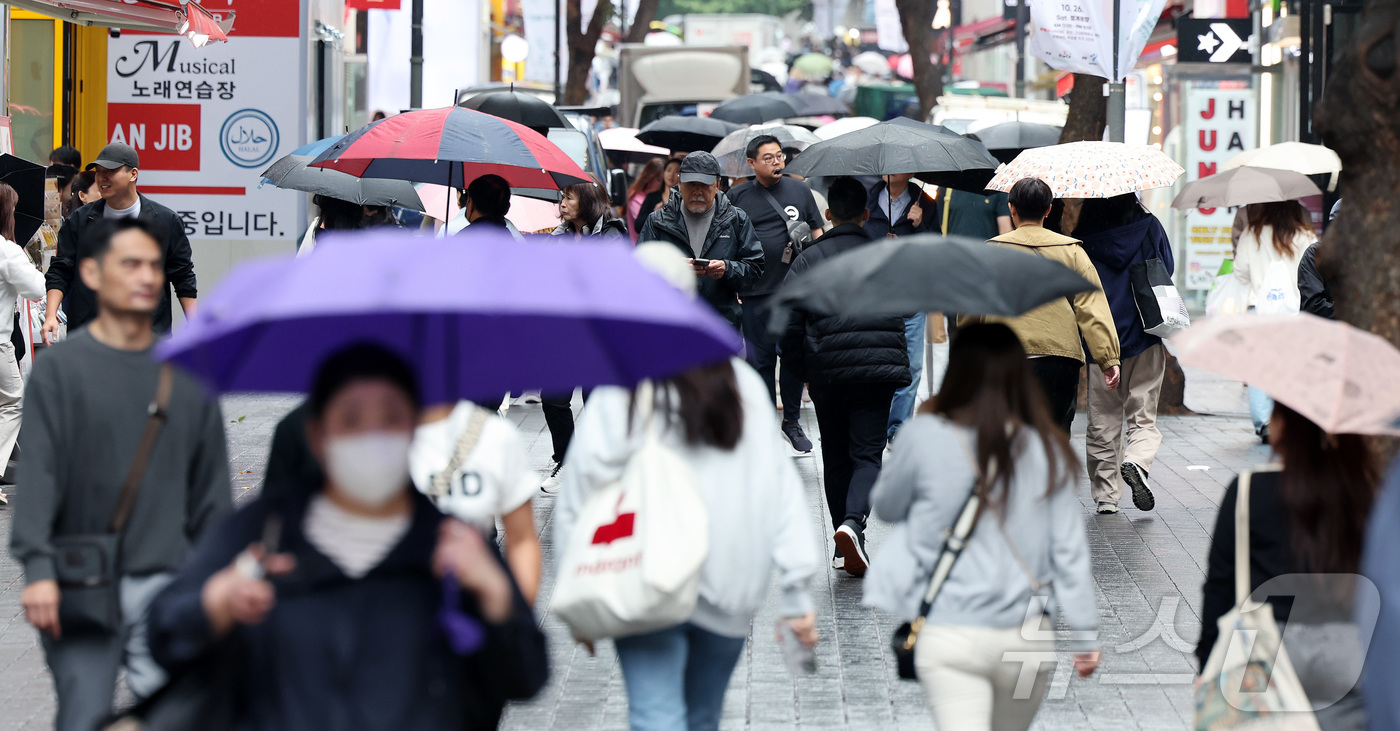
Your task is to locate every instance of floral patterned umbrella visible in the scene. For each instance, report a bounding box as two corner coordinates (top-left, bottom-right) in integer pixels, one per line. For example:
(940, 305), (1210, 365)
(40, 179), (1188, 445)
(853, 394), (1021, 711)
(986, 141), (1185, 198)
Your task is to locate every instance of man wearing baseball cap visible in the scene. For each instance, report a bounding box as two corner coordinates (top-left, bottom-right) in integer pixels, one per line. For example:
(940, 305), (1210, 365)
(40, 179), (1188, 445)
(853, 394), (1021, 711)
(636, 151), (763, 328)
(42, 142), (197, 342)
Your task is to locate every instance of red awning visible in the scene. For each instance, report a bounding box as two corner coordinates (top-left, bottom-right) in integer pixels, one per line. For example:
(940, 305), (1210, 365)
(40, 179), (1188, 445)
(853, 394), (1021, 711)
(7, 0), (234, 46)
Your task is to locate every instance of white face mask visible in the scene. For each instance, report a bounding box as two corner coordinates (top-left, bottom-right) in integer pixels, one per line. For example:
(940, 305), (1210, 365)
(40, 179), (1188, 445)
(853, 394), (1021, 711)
(324, 431), (413, 508)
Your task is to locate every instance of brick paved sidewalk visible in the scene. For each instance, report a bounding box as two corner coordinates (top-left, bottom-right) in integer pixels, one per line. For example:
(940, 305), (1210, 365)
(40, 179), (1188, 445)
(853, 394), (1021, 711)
(0, 369), (1268, 730)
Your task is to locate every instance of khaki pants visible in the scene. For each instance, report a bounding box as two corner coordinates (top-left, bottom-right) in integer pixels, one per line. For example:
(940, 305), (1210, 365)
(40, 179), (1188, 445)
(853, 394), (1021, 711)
(1086, 344), (1166, 505)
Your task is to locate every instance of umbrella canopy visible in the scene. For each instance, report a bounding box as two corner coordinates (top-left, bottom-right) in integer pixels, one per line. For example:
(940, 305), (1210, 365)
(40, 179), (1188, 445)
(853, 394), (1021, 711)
(767, 234), (1098, 335)
(791, 53), (835, 78)
(309, 106), (590, 191)
(814, 116), (879, 140)
(786, 92), (851, 118)
(636, 115), (743, 153)
(1173, 314), (1400, 436)
(458, 89), (570, 135)
(416, 185), (562, 233)
(709, 92), (803, 125)
(851, 51), (891, 77)
(597, 126), (670, 163)
(966, 121), (1063, 163)
(1222, 142), (1342, 192)
(986, 141), (1185, 198)
(0, 154), (45, 246)
(1170, 167), (1322, 210)
(711, 124), (821, 178)
(260, 147), (426, 210)
(783, 117), (1001, 192)
(158, 230), (741, 404)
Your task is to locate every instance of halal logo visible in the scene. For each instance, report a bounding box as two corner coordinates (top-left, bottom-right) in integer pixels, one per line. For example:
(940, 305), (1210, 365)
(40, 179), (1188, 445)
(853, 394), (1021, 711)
(220, 109), (279, 168)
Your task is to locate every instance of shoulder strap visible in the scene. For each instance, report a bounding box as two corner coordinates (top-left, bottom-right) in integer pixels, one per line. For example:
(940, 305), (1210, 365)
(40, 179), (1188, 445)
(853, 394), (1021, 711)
(427, 407), (491, 499)
(755, 182), (793, 225)
(1234, 470), (1253, 606)
(915, 430), (986, 618)
(109, 364), (174, 534)
(941, 189), (952, 235)
(954, 430), (1044, 592)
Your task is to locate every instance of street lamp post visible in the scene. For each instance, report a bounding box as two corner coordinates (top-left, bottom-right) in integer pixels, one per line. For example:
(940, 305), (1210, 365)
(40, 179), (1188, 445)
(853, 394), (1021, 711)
(1015, 0), (1026, 98)
(410, 0), (424, 109)
(1107, 0), (1125, 142)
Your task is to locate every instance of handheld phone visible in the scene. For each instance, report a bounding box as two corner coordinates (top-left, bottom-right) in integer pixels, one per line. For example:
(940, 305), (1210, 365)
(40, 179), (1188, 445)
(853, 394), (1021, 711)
(692, 258), (712, 268)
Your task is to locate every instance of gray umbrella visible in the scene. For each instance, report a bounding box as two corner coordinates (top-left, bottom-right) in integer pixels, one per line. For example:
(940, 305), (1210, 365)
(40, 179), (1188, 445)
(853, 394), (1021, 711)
(969, 121), (1063, 164)
(260, 154), (425, 210)
(766, 234), (1098, 336)
(1170, 166), (1322, 210)
(709, 92), (803, 125)
(782, 117), (1000, 193)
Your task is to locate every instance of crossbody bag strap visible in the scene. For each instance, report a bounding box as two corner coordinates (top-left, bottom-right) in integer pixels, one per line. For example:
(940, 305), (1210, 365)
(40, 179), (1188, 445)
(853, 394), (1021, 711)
(954, 430), (1045, 593)
(755, 182), (793, 226)
(1234, 470), (1253, 607)
(109, 364), (174, 534)
(916, 484), (982, 617)
(427, 407), (491, 499)
(941, 189), (952, 235)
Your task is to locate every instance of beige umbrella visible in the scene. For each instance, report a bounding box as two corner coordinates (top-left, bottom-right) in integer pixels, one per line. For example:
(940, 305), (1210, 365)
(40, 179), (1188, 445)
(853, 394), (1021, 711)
(986, 141), (1185, 198)
(1170, 166), (1322, 210)
(1173, 314), (1400, 436)
(1222, 142), (1342, 191)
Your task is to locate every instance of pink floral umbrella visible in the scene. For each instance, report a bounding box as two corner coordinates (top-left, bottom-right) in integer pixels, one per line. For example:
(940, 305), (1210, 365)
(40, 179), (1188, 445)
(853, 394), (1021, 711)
(986, 141), (1184, 198)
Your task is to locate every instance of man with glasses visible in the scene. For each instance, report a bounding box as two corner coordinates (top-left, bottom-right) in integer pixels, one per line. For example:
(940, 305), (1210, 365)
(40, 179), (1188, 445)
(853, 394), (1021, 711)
(727, 135), (825, 454)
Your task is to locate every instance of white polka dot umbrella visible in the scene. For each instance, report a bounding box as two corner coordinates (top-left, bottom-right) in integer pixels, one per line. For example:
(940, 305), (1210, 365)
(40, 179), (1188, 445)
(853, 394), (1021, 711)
(986, 141), (1185, 198)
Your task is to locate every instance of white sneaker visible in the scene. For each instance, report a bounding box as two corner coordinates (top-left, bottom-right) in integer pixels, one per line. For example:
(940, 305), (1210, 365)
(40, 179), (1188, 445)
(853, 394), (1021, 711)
(539, 461), (564, 494)
(1096, 501), (1119, 515)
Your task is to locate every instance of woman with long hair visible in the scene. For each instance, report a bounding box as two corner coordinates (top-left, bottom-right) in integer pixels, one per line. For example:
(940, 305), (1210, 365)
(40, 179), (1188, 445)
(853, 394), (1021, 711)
(554, 244), (818, 731)
(553, 181), (627, 239)
(1234, 201), (1317, 441)
(65, 170), (100, 218)
(635, 157), (681, 235)
(864, 323), (1099, 729)
(0, 182), (46, 506)
(625, 157), (667, 242)
(1196, 402), (1376, 728)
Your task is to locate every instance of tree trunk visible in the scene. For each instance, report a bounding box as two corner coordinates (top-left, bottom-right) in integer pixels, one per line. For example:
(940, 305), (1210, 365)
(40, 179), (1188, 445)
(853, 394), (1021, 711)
(1314, 0), (1400, 456)
(623, 0), (660, 43)
(564, 0), (611, 106)
(895, 0), (945, 120)
(1059, 73), (1194, 414)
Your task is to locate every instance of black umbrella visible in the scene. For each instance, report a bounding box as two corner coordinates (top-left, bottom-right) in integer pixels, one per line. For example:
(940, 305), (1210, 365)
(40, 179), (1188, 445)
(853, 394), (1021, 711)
(636, 116), (743, 153)
(709, 92), (803, 125)
(783, 117), (1001, 193)
(0, 155), (46, 246)
(766, 234), (1098, 336)
(751, 68), (783, 93)
(787, 92), (851, 118)
(260, 154), (425, 210)
(458, 89), (570, 135)
(970, 122), (1063, 163)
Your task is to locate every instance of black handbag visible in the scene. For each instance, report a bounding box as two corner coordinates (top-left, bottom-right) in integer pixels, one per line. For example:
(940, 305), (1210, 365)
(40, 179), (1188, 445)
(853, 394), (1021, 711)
(52, 365), (173, 635)
(892, 478), (983, 680)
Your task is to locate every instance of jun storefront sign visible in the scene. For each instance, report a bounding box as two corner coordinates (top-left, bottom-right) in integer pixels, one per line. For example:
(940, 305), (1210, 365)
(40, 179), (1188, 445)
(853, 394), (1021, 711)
(1183, 79), (1256, 291)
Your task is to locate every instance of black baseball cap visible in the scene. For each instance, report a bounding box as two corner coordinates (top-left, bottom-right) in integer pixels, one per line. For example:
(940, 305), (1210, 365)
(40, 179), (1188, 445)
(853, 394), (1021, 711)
(679, 151), (720, 185)
(87, 143), (140, 171)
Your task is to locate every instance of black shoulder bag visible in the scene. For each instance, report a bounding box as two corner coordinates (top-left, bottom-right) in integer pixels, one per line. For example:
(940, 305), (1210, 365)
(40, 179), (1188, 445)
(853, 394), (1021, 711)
(756, 183), (814, 264)
(53, 364), (173, 635)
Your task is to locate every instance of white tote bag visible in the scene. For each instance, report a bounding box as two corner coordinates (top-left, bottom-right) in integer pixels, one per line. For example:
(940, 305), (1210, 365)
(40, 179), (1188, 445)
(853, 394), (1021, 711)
(1255, 260), (1302, 316)
(552, 382), (709, 642)
(1193, 471), (1319, 730)
(1206, 274), (1251, 317)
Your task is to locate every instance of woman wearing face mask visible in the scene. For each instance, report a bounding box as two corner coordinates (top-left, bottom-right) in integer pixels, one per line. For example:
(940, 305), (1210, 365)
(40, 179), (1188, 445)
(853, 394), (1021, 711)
(147, 344), (548, 729)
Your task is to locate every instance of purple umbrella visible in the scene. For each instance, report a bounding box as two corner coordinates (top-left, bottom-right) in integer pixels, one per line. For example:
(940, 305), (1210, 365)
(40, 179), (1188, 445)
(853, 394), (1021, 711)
(157, 229), (741, 403)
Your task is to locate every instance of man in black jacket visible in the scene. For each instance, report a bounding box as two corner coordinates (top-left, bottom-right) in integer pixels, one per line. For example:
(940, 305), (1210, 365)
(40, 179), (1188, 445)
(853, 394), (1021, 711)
(637, 152), (763, 328)
(42, 143), (197, 342)
(781, 177), (911, 578)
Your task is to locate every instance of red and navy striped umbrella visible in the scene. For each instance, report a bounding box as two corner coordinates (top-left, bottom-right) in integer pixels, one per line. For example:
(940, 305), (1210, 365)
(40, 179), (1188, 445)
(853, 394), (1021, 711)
(308, 106), (590, 191)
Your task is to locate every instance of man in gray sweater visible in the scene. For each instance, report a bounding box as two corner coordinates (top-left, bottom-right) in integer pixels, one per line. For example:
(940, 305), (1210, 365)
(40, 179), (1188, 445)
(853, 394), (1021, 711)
(10, 217), (232, 731)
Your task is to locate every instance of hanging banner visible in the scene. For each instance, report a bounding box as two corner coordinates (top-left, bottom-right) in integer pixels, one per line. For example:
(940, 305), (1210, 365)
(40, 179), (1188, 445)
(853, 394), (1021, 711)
(874, 0), (908, 53)
(1028, 0), (1166, 80)
(1183, 80), (1256, 291)
(107, 0), (302, 242)
(520, 0), (557, 85)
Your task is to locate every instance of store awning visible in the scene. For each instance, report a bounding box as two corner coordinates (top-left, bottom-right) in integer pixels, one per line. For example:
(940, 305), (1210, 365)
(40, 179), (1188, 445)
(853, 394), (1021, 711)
(7, 0), (234, 47)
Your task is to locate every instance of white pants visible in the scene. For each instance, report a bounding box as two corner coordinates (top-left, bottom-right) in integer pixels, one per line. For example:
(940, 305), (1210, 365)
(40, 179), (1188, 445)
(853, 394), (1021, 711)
(914, 624), (1054, 731)
(0, 341), (23, 476)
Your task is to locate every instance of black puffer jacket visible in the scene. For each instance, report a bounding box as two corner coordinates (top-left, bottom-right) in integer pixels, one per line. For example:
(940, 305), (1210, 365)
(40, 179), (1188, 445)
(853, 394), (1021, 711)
(779, 224), (911, 386)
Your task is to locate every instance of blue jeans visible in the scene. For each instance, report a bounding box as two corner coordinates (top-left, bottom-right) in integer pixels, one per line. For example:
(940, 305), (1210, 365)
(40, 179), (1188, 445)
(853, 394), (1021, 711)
(614, 623), (747, 731)
(1250, 386), (1274, 434)
(887, 313), (926, 441)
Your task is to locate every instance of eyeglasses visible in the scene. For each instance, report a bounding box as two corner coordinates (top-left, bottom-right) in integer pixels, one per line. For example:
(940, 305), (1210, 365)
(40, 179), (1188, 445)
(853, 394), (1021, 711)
(752, 154), (784, 165)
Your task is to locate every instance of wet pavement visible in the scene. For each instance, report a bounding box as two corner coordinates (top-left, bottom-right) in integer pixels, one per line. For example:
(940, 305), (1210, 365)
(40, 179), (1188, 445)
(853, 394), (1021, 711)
(0, 363), (1268, 730)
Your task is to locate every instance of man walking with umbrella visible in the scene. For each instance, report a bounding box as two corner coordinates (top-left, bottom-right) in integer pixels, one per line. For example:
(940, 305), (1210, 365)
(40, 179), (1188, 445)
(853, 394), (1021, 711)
(781, 177), (910, 576)
(638, 152), (764, 330)
(727, 135), (824, 453)
(41, 143), (197, 342)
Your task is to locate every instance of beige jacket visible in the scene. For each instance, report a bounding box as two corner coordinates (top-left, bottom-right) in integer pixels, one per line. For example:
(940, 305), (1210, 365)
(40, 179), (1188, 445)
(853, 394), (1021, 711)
(962, 225), (1121, 368)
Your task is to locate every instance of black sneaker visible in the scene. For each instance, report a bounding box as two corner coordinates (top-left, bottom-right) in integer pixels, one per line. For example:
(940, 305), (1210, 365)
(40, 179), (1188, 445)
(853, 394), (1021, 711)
(782, 421), (813, 454)
(833, 519), (869, 577)
(1121, 462), (1155, 511)
(1258, 425), (1270, 445)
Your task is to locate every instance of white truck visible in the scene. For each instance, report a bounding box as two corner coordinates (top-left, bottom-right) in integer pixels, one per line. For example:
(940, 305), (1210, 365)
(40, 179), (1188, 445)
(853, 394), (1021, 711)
(673, 14), (783, 68)
(617, 45), (750, 129)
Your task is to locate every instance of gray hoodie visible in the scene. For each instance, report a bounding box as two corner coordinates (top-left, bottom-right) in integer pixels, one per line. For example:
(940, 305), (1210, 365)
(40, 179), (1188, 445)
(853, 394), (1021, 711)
(553, 357), (818, 637)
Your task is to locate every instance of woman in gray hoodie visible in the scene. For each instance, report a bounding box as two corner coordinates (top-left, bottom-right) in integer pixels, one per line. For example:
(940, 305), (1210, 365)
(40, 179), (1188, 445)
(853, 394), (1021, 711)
(863, 323), (1099, 730)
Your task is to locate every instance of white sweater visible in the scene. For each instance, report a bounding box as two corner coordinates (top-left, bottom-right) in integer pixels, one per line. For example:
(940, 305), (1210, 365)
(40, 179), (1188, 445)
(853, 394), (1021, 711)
(552, 357), (819, 638)
(0, 241), (44, 342)
(1233, 225), (1314, 308)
